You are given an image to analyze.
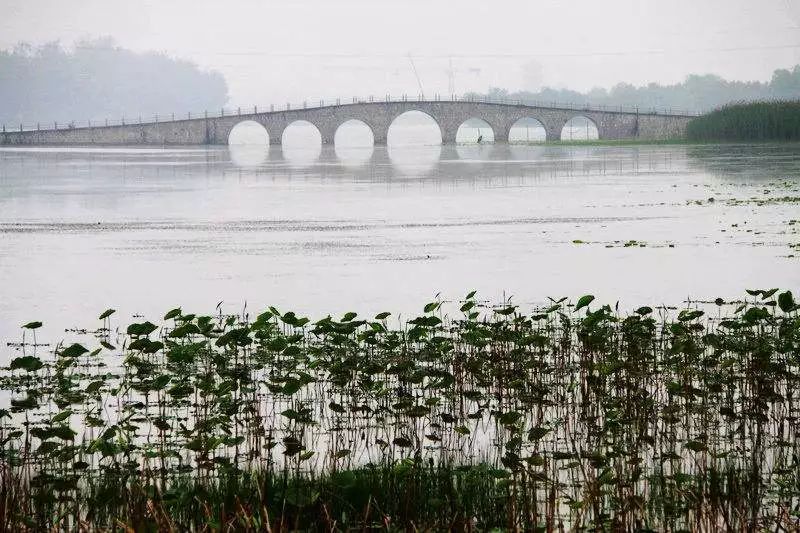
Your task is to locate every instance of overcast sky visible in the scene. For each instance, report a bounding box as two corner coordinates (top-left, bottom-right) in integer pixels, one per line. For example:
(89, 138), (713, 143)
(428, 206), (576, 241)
(3, 0), (799, 106)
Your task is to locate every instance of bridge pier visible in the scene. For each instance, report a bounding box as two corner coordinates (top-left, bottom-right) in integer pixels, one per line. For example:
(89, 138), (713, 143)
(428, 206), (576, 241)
(440, 127), (458, 145)
(545, 125), (562, 142)
(317, 124), (337, 145)
(367, 121), (389, 145)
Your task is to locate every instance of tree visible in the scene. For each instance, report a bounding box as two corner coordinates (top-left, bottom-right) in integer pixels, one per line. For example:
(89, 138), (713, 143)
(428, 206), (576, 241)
(0, 39), (229, 126)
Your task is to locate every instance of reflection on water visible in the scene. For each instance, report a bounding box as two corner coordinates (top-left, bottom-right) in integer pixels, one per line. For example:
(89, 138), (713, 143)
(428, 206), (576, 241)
(281, 121), (322, 167)
(506, 144), (548, 161)
(335, 145), (374, 167)
(455, 143), (496, 161)
(0, 142), (798, 350)
(685, 143), (800, 180)
(387, 144), (442, 174)
(281, 144), (322, 167)
(228, 144), (269, 167)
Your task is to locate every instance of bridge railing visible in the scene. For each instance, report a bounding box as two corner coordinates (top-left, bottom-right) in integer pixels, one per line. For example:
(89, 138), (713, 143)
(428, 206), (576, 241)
(2, 95), (701, 133)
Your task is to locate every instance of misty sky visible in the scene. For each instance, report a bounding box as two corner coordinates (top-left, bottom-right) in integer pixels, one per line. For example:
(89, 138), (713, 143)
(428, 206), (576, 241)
(3, 0), (800, 107)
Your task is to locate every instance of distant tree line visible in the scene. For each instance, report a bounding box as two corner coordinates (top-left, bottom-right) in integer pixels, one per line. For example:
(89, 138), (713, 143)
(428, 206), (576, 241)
(0, 38), (228, 127)
(687, 101), (800, 141)
(467, 66), (800, 114)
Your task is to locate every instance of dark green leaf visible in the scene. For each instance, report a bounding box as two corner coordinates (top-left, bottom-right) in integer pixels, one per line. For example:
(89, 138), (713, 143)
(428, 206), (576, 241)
(60, 343), (88, 358)
(9, 355), (43, 372)
(574, 295), (595, 312)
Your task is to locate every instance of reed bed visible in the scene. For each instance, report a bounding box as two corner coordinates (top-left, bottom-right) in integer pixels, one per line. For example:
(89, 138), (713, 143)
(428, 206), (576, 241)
(687, 100), (800, 142)
(1, 288), (799, 531)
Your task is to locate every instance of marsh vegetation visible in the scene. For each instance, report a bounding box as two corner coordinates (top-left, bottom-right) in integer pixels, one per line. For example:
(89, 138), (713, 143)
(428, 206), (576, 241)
(1, 288), (799, 530)
(687, 101), (800, 142)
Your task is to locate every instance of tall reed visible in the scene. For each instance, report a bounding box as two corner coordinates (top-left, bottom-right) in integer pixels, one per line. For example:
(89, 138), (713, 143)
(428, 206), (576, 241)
(687, 100), (800, 141)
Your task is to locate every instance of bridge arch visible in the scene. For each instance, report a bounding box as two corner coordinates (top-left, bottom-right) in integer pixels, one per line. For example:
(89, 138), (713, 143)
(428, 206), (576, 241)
(508, 117), (547, 143)
(281, 119), (322, 146)
(387, 110), (442, 146)
(560, 115), (600, 141)
(280, 120), (322, 165)
(227, 120), (269, 146)
(334, 119), (374, 147)
(455, 118), (495, 144)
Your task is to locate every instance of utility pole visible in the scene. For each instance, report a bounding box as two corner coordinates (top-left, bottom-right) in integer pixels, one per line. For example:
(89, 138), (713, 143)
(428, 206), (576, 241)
(448, 57), (455, 97)
(408, 53), (424, 99)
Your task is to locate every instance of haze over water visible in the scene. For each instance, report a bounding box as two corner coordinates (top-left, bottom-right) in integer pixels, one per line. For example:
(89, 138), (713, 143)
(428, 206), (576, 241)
(1, 129), (798, 350)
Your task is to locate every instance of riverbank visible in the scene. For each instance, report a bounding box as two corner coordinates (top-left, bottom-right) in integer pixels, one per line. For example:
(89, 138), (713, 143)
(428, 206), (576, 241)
(537, 138), (691, 146)
(510, 138), (800, 147)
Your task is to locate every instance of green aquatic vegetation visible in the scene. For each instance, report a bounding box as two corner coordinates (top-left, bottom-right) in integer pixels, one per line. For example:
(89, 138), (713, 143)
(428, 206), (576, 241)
(547, 138), (693, 146)
(0, 288), (799, 530)
(577, 239), (678, 249)
(687, 101), (800, 141)
(622, 239), (646, 247)
(725, 195), (800, 207)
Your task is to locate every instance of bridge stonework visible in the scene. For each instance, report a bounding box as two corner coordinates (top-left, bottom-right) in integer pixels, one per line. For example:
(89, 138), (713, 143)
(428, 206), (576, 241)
(0, 101), (693, 146)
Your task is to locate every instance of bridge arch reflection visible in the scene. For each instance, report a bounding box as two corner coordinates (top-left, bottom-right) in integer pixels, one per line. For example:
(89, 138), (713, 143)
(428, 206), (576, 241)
(281, 120), (321, 165)
(334, 118), (374, 166)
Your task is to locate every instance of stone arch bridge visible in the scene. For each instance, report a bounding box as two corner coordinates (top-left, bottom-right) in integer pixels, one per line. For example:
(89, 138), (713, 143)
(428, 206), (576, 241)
(0, 99), (694, 146)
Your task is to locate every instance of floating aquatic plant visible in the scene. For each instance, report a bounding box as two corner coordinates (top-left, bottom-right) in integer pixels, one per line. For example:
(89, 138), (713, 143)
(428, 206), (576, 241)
(0, 288), (798, 530)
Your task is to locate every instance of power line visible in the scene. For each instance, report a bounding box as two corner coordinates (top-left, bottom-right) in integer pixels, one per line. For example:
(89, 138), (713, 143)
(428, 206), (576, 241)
(783, 0), (800, 28)
(125, 43), (800, 59)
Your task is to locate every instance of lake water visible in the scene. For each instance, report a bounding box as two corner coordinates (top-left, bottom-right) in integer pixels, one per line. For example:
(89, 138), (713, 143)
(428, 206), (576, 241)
(1, 140), (798, 353)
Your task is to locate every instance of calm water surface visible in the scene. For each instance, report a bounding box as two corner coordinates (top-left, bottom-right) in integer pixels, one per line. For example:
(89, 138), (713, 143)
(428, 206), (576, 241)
(1, 142), (798, 350)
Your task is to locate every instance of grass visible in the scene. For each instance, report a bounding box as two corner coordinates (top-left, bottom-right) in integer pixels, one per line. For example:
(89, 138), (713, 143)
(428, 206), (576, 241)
(523, 138), (800, 147)
(1, 288), (799, 530)
(687, 100), (800, 142)
(541, 138), (692, 146)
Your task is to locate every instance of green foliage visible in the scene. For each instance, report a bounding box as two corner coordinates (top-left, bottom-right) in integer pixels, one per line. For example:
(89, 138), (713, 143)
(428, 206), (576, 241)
(0, 290), (798, 530)
(9, 355), (43, 372)
(687, 100), (800, 141)
(574, 294), (595, 312)
(59, 343), (88, 358)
